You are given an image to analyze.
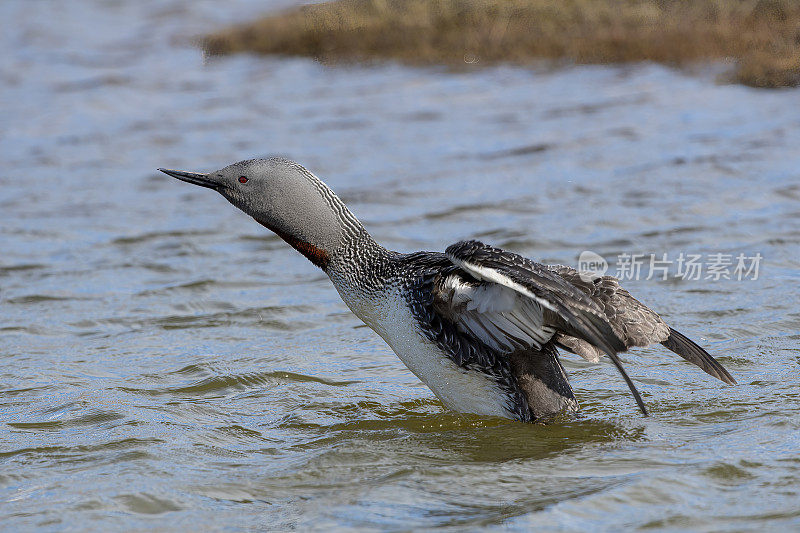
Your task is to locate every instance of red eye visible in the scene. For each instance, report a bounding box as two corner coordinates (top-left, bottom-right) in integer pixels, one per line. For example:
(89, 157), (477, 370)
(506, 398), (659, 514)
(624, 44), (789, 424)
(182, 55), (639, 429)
(238, 176), (248, 183)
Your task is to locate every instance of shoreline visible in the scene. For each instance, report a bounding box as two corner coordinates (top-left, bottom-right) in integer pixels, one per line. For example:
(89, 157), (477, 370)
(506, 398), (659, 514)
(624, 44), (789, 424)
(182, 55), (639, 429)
(202, 0), (800, 89)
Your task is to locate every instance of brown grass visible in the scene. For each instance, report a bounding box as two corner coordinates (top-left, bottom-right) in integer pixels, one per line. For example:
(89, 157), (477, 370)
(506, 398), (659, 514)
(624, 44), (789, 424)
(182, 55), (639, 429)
(203, 0), (800, 88)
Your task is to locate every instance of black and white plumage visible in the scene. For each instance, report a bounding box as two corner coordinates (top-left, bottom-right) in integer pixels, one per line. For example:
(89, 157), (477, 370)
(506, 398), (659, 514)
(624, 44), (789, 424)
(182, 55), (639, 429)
(159, 158), (736, 423)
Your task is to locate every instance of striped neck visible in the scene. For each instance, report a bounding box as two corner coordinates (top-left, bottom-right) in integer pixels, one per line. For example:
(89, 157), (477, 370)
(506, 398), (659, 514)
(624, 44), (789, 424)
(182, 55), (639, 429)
(277, 161), (395, 282)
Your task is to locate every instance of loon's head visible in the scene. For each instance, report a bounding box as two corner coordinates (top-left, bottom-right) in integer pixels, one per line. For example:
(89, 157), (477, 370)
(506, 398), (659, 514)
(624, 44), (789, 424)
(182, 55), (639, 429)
(159, 158), (351, 269)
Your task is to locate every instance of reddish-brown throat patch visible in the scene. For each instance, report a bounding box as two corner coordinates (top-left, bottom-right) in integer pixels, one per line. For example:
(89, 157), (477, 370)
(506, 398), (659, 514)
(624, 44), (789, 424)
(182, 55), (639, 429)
(253, 217), (330, 270)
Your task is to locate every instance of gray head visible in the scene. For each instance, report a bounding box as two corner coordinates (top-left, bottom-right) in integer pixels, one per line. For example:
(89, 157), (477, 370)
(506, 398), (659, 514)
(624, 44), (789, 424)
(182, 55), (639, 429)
(159, 158), (360, 269)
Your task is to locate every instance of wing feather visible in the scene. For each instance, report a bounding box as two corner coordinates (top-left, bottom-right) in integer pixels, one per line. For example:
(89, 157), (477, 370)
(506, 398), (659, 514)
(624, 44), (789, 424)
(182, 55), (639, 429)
(661, 328), (736, 385)
(439, 240), (647, 416)
(445, 241), (627, 356)
(548, 264), (735, 385)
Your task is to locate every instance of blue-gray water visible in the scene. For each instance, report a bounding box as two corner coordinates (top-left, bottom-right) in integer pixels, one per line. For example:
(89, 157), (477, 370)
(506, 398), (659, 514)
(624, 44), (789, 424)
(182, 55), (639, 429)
(2, 1), (800, 530)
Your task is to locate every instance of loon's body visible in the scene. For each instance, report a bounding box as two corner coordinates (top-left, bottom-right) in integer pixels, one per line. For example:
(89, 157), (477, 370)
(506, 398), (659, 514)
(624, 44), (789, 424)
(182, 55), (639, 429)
(329, 249), (536, 419)
(159, 158), (735, 422)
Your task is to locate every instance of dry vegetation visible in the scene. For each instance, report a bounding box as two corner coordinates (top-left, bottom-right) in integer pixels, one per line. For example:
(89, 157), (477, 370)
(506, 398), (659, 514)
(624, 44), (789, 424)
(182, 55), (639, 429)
(203, 0), (800, 88)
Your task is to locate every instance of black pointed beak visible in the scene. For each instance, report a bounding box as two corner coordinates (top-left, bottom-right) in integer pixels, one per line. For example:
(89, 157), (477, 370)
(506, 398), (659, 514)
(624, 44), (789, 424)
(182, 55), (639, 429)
(158, 168), (220, 190)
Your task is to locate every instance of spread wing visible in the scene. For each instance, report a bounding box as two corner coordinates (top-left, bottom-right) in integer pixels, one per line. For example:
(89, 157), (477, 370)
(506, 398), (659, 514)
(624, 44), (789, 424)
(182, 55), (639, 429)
(441, 240), (648, 415)
(547, 264), (736, 385)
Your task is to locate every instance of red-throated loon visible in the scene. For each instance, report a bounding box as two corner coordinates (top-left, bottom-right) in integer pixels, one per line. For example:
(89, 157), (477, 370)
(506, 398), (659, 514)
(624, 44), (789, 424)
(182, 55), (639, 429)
(158, 158), (735, 422)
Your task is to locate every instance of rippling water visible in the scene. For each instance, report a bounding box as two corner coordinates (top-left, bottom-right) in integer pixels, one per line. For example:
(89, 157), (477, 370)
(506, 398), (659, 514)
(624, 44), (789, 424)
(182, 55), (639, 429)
(2, 1), (800, 530)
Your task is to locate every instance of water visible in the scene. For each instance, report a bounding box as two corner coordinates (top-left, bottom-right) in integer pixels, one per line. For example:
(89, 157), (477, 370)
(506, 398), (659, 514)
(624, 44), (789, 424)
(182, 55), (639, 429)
(2, 1), (800, 530)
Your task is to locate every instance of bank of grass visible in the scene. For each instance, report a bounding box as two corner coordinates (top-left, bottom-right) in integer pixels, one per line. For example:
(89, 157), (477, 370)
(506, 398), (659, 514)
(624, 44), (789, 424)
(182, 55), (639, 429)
(203, 0), (800, 88)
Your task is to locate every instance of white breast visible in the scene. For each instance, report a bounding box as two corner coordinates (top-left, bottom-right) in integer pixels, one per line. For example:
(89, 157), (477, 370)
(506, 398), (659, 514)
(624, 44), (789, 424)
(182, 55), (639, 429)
(336, 284), (514, 420)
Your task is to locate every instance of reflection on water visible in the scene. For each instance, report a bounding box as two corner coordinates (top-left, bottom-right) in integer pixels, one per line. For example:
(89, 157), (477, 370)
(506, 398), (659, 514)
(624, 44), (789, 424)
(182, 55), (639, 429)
(2, 0), (800, 530)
